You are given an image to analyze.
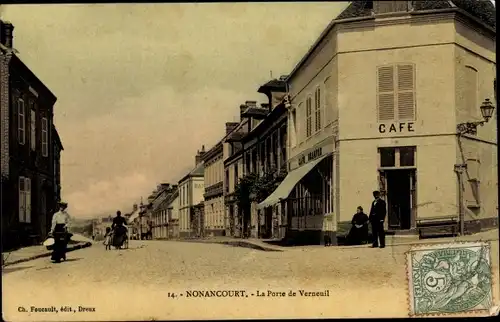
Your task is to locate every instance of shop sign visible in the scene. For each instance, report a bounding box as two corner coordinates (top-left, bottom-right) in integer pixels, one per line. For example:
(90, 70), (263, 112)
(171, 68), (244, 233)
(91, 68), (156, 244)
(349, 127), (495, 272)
(298, 147), (323, 166)
(378, 122), (415, 134)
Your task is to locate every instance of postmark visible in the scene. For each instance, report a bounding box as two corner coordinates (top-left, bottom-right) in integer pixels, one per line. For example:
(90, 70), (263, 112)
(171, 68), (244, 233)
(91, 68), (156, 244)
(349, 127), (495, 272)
(406, 242), (495, 317)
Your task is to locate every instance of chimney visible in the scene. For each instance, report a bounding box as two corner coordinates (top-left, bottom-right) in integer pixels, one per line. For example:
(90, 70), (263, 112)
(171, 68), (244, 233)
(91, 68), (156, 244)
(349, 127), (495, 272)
(1, 21), (14, 48)
(195, 146), (207, 166)
(245, 100), (257, 108)
(240, 104), (247, 116)
(225, 122), (239, 135)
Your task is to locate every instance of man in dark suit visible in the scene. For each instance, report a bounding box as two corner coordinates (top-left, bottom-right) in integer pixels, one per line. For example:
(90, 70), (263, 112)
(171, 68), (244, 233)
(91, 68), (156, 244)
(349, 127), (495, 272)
(369, 191), (387, 248)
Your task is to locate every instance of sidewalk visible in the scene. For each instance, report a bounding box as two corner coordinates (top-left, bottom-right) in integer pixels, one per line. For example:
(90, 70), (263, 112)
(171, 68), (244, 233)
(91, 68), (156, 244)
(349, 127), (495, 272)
(174, 229), (499, 252)
(2, 238), (93, 267)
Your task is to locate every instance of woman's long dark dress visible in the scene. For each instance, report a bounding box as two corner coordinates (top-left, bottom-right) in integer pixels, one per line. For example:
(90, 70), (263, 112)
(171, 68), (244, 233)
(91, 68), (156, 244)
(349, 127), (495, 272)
(347, 212), (369, 245)
(51, 223), (68, 262)
(112, 216), (127, 248)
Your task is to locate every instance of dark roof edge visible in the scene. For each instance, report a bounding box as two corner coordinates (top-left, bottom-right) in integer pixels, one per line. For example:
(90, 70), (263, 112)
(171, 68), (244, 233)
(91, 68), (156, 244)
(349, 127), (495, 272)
(52, 125), (64, 150)
(11, 54), (57, 104)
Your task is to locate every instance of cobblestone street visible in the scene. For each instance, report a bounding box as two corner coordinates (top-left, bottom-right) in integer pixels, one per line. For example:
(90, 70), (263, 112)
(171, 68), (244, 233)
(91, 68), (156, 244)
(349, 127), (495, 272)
(3, 232), (499, 320)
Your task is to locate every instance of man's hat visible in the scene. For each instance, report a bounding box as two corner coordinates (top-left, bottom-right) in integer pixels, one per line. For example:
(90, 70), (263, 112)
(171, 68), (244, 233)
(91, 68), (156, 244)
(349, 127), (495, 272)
(59, 201), (68, 206)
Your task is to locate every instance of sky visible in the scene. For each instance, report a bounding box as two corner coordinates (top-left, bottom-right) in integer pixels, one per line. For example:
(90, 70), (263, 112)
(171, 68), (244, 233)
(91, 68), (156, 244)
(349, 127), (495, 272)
(1, 3), (348, 219)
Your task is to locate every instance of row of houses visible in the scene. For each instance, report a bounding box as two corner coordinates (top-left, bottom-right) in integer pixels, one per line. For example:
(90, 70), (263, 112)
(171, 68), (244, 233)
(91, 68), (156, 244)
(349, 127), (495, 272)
(1, 20), (64, 251)
(119, 0), (497, 245)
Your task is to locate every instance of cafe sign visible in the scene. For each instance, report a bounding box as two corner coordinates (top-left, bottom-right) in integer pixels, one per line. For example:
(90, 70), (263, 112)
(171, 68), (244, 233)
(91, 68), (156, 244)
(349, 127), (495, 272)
(378, 122), (415, 134)
(298, 147), (323, 166)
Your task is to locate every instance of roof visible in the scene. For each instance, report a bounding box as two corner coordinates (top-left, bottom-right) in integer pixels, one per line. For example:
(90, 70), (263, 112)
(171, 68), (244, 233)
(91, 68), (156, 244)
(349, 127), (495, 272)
(287, 0), (496, 82)
(128, 208), (140, 222)
(338, 0), (495, 26)
(52, 125), (64, 150)
(179, 161), (205, 184)
(257, 78), (287, 94)
(10, 53), (57, 105)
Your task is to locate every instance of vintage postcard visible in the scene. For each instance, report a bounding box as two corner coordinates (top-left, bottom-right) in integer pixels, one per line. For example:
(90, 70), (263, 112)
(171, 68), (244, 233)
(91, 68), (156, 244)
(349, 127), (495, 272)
(1, 1), (498, 320)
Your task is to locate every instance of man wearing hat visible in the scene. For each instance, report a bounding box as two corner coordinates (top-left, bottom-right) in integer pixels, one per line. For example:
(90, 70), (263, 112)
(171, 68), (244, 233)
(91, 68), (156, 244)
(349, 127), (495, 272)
(49, 201), (72, 263)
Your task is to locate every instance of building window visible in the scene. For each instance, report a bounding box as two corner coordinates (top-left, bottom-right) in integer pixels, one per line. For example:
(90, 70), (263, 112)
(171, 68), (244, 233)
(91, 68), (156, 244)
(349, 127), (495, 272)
(377, 64), (416, 122)
(19, 176), (31, 223)
(399, 147), (416, 167)
(306, 96), (312, 137)
(379, 146), (416, 168)
(30, 108), (36, 151)
(314, 87), (322, 132)
(465, 66), (478, 118)
(225, 169), (230, 193)
(18, 98), (25, 145)
(380, 148), (396, 167)
(42, 117), (48, 157)
(234, 164), (239, 188)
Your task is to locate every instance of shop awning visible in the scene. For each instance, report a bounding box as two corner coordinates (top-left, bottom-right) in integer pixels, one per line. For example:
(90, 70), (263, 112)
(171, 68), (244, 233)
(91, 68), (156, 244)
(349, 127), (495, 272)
(257, 152), (332, 209)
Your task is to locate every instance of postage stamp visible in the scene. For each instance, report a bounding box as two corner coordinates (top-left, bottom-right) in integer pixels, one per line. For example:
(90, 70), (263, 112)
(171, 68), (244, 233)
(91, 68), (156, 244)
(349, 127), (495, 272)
(406, 242), (495, 317)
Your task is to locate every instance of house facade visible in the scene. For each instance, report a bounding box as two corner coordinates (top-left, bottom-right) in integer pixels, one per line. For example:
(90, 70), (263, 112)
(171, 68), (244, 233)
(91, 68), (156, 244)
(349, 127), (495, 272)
(1, 20), (63, 251)
(224, 118), (248, 237)
(178, 147), (205, 238)
(276, 0), (496, 245)
(202, 141), (225, 236)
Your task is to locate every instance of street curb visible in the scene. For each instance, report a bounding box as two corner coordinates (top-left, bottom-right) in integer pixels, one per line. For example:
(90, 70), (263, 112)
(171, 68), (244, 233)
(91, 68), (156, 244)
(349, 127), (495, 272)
(219, 241), (283, 252)
(171, 238), (283, 252)
(2, 242), (92, 267)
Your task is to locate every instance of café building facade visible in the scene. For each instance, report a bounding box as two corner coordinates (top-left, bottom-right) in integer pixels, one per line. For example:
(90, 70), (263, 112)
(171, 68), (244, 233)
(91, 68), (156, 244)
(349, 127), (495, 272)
(259, 0), (497, 244)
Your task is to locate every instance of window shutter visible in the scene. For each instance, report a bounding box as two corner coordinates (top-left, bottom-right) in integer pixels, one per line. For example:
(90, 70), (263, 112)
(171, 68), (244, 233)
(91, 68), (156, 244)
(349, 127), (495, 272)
(19, 177), (25, 222)
(30, 110), (36, 150)
(314, 87), (322, 132)
(397, 64), (416, 120)
(377, 66), (395, 121)
(324, 77), (332, 126)
(26, 178), (31, 223)
(18, 99), (25, 145)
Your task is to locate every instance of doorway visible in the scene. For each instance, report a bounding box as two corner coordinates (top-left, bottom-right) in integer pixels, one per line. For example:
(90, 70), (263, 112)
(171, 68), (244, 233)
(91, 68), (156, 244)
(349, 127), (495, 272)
(385, 169), (415, 230)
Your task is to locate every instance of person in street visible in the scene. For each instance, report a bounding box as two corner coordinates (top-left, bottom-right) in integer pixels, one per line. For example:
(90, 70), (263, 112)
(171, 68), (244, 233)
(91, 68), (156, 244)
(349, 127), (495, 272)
(111, 211), (128, 249)
(103, 227), (112, 250)
(50, 201), (71, 263)
(347, 206), (369, 245)
(369, 191), (387, 248)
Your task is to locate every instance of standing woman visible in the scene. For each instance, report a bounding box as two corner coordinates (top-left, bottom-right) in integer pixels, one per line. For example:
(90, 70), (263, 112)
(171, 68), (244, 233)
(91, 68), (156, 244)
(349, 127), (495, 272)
(50, 201), (71, 263)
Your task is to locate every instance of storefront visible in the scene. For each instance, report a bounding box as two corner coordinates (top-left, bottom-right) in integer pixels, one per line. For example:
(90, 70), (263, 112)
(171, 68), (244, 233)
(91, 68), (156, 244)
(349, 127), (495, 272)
(258, 137), (334, 245)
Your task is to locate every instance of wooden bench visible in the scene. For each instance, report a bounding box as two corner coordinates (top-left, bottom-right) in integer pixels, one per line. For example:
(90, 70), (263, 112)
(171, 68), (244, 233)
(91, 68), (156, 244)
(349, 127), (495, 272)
(417, 216), (459, 238)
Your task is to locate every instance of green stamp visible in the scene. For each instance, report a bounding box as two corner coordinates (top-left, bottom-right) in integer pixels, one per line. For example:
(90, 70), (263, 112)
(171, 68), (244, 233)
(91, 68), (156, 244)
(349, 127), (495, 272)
(406, 242), (493, 316)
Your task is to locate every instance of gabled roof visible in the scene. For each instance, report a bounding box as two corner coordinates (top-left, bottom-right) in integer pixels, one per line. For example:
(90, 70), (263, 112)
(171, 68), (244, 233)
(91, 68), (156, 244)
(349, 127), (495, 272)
(179, 161), (205, 184)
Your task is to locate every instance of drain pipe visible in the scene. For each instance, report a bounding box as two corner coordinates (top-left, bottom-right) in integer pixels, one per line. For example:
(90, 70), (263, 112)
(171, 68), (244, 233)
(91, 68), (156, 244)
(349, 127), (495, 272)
(454, 163), (467, 236)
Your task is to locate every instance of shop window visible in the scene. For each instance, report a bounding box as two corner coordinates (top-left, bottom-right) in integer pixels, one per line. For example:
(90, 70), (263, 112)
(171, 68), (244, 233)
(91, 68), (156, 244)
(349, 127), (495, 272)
(399, 147), (416, 167)
(380, 148), (396, 167)
(379, 146), (416, 168)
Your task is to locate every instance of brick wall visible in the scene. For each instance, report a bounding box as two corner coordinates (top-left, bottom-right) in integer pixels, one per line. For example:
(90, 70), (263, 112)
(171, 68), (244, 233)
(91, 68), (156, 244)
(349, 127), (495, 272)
(0, 49), (11, 178)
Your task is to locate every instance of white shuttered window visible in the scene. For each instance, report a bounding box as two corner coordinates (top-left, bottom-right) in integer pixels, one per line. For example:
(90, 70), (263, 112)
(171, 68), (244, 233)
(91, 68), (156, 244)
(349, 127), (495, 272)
(19, 177), (31, 223)
(306, 96), (312, 137)
(314, 87), (322, 132)
(377, 64), (416, 122)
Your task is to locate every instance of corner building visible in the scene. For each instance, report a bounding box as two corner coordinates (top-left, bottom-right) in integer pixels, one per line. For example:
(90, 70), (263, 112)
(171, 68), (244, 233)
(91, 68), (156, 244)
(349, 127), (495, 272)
(284, 0), (496, 244)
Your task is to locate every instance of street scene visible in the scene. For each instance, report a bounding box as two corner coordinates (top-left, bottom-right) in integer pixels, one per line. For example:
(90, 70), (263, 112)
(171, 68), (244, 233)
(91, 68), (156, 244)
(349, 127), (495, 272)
(1, 1), (499, 320)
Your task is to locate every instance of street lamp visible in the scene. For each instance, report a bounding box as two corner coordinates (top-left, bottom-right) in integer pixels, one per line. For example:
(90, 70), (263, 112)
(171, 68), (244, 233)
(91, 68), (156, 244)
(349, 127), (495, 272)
(456, 98), (496, 135)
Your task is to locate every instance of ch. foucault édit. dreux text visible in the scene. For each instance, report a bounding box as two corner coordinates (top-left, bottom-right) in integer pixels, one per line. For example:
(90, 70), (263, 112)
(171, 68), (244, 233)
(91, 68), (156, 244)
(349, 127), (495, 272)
(183, 289), (330, 298)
